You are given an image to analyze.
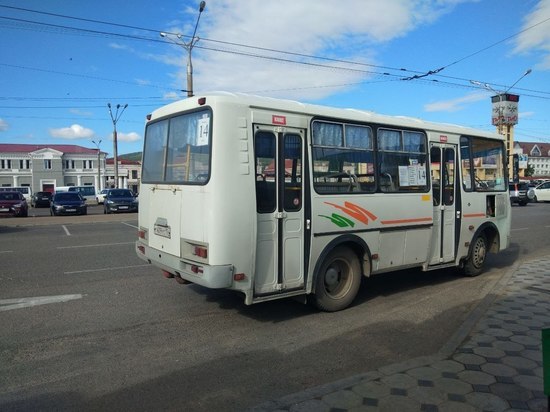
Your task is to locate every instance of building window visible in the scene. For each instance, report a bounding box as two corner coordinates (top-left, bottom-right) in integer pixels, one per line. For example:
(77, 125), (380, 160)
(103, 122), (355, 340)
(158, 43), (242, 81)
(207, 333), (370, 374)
(83, 160), (93, 169)
(131, 170), (138, 179)
(1, 159), (12, 169)
(19, 159), (30, 169)
(44, 159), (52, 170)
(64, 160), (75, 169)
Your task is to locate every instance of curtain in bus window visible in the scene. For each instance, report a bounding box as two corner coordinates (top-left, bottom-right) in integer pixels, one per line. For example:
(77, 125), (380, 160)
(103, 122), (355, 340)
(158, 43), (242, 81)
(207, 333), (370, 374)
(142, 119), (169, 182)
(403, 131), (426, 152)
(378, 129), (401, 151)
(345, 125), (372, 149)
(255, 132), (276, 213)
(312, 121), (343, 146)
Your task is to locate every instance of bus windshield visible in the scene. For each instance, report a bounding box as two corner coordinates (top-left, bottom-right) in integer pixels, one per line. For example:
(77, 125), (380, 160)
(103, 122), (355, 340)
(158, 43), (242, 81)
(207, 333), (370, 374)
(142, 109), (211, 184)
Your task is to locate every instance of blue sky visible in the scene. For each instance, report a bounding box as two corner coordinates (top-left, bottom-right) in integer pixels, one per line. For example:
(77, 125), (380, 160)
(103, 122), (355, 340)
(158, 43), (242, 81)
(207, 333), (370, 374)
(1, 0), (549, 156)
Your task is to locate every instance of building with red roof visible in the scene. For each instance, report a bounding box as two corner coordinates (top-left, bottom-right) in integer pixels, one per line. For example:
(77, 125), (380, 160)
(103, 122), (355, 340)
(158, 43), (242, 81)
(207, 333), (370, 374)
(0, 143), (108, 194)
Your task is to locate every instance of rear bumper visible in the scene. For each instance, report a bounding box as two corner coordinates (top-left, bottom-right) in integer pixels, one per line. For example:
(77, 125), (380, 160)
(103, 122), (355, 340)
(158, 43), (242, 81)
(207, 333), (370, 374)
(136, 241), (234, 289)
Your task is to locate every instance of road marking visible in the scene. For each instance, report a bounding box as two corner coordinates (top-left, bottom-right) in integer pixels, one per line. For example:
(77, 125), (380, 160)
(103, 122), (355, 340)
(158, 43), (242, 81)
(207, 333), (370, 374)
(57, 241), (134, 250)
(64, 264), (149, 275)
(511, 227), (529, 231)
(0, 294), (83, 312)
(122, 221), (138, 229)
(0, 250), (14, 254)
(62, 225), (71, 236)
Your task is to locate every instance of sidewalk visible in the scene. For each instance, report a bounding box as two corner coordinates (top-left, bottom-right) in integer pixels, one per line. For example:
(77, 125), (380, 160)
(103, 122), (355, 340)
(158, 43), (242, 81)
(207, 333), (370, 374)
(251, 257), (550, 412)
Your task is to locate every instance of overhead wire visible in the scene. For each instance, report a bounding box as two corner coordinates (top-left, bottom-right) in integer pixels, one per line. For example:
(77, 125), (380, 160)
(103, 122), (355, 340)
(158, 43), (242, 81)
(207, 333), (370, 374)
(0, 4), (549, 102)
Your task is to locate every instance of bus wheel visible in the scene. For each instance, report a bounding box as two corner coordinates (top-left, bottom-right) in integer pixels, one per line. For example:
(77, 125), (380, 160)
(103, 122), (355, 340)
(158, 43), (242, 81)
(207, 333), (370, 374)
(462, 233), (487, 277)
(314, 246), (361, 312)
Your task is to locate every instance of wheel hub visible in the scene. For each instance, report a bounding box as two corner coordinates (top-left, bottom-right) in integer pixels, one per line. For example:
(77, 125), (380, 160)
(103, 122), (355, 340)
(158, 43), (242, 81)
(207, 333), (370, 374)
(325, 267), (340, 286)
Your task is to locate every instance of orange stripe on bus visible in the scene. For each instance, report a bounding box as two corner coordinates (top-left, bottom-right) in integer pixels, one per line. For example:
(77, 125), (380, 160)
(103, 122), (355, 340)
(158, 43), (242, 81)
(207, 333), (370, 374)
(463, 213), (486, 218)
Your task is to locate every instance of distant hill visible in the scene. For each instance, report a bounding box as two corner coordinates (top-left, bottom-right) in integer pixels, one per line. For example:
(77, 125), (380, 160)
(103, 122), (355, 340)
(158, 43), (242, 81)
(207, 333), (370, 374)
(119, 152), (142, 162)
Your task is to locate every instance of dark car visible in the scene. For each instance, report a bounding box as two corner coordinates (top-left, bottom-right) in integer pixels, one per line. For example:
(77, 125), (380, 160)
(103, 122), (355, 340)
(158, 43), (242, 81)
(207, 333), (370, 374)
(50, 192), (87, 216)
(31, 191), (53, 208)
(509, 182), (535, 206)
(104, 189), (138, 214)
(0, 191), (28, 217)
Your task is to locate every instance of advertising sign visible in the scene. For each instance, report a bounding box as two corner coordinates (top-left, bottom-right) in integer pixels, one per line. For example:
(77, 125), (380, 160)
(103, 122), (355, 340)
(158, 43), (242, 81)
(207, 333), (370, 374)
(491, 94), (520, 126)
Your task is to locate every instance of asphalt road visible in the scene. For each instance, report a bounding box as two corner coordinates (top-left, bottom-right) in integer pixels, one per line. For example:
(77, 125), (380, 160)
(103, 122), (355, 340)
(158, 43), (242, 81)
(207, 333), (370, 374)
(0, 202), (549, 411)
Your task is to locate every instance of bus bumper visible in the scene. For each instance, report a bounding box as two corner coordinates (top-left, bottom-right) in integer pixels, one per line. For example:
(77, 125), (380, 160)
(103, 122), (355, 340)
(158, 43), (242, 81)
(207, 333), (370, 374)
(136, 241), (234, 289)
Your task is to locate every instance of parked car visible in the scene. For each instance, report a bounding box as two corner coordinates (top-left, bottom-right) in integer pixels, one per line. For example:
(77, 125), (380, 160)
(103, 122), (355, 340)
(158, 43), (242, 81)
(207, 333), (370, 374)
(50, 192), (87, 216)
(31, 191), (53, 208)
(104, 189), (138, 214)
(509, 182), (535, 206)
(0, 191), (28, 217)
(533, 181), (550, 202)
(95, 189), (109, 204)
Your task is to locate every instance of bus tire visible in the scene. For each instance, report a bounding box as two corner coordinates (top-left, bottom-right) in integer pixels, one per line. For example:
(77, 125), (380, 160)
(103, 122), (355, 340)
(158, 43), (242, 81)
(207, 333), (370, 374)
(462, 233), (487, 277)
(313, 246), (361, 312)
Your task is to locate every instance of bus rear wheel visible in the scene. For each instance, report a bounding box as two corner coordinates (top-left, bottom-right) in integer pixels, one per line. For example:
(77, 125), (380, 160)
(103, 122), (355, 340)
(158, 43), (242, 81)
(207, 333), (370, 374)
(462, 233), (487, 277)
(313, 246), (361, 312)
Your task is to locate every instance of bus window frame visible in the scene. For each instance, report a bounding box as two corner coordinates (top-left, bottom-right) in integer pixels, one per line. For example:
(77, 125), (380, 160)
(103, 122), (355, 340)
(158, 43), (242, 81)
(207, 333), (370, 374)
(141, 107), (213, 186)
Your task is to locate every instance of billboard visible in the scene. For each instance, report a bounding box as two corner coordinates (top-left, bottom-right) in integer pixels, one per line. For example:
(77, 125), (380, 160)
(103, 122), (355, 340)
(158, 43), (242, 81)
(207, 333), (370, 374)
(491, 93), (519, 126)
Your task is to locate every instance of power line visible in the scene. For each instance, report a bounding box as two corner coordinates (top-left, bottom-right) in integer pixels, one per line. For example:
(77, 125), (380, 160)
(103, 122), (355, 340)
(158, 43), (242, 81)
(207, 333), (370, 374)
(1, 4), (549, 101)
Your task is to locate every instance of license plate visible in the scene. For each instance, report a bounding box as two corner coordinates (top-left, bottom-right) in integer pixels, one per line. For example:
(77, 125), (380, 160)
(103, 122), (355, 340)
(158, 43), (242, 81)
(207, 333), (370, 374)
(0, 208), (9, 212)
(154, 224), (171, 239)
(66, 208), (76, 212)
(119, 206), (128, 209)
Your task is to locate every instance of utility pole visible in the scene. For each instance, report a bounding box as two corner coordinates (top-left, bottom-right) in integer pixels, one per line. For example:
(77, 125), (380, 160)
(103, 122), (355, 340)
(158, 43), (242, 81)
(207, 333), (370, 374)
(92, 139), (102, 191)
(107, 103), (128, 188)
(160, 1), (206, 97)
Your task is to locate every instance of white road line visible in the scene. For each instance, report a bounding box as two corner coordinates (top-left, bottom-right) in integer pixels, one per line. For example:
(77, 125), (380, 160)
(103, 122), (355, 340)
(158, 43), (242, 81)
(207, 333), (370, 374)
(57, 241), (134, 250)
(62, 225), (71, 236)
(0, 250), (14, 254)
(0, 294), (83, 312)
(122, 221), (138, 229)
(64, 264), (149, 275)
(511, 227), (529, 231)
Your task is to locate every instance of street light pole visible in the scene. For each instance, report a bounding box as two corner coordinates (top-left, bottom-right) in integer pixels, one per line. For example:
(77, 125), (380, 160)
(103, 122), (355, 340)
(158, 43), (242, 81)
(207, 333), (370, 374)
(107, 103), (128, 188)
(92, 139), (102, 191)
(160, 1), (206, 97)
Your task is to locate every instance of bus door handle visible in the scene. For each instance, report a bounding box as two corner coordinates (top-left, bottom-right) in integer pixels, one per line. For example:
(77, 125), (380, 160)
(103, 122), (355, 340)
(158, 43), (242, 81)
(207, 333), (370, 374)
(275, 212), (287, 219)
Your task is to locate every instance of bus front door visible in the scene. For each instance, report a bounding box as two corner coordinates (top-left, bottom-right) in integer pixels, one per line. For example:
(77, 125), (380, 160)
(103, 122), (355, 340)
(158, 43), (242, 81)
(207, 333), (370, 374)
(429, 144), (458, 265)
(253, 126), (306, 296)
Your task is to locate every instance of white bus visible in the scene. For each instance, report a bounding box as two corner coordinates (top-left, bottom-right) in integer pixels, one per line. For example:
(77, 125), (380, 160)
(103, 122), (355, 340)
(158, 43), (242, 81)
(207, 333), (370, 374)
(136, 93), (511, 311)
(0, 186), (32, 202)
(56, 185), (96, 203)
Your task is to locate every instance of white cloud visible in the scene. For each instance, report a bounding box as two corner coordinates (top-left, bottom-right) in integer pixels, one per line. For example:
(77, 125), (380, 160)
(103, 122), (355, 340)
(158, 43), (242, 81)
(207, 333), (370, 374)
(424, 91), (488, 112)
(154, 0), (478, 100)
(49, 124), (95, 139)
(115, 132), (141, 142)
(513, 0), (550, 69)
(0, 118), (8, 132)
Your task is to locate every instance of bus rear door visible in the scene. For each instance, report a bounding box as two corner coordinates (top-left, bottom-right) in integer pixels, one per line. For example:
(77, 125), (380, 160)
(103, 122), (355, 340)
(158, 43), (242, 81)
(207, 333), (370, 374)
(429, 143), (459, 265)
(253, 125), (307, 297)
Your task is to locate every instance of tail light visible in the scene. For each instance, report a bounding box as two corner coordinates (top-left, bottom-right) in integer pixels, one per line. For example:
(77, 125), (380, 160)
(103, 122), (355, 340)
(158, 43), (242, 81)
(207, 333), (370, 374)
(193, 246), (208, 259)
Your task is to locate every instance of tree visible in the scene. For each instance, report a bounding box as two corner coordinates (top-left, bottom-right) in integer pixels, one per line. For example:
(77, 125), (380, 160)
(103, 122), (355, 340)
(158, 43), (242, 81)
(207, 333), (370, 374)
(525, 164), (535, 177)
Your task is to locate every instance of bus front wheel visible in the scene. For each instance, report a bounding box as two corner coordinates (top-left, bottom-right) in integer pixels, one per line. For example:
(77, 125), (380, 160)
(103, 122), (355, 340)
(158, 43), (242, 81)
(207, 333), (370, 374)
(313, 246), (361, 312)
(462, 233), (487, 277)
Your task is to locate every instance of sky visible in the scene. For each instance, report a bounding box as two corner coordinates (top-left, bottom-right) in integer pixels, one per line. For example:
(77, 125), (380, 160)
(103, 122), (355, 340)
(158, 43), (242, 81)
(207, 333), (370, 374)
(1, 0), (549, 156)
